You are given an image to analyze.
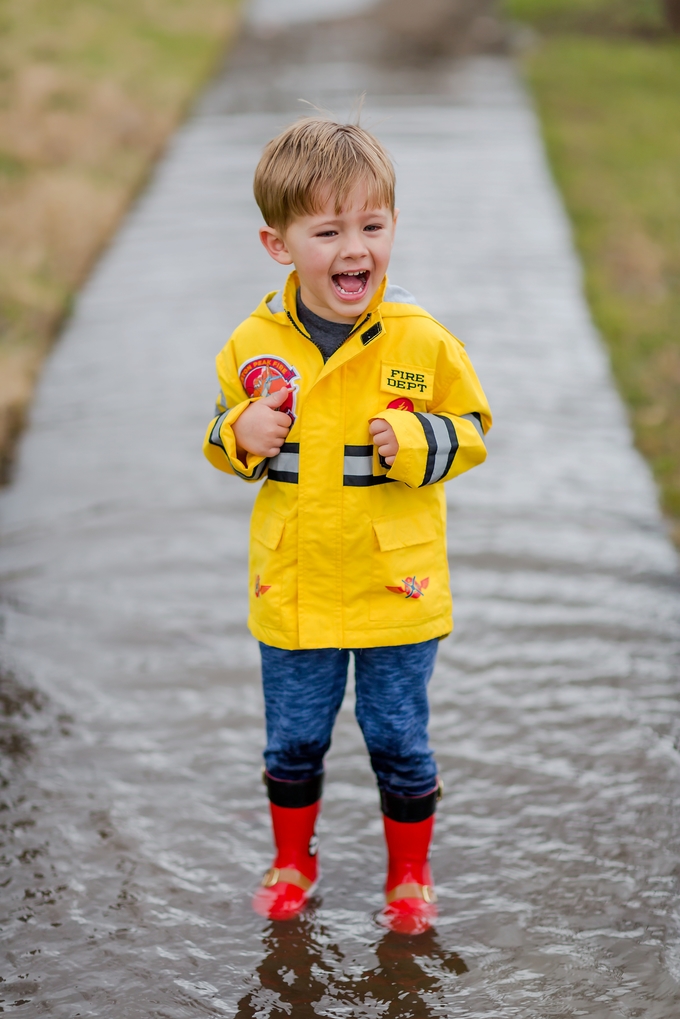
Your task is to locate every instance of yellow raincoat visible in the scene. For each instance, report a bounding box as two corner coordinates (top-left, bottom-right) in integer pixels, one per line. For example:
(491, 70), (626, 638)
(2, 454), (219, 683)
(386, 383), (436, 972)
(204, 272), (491, 650)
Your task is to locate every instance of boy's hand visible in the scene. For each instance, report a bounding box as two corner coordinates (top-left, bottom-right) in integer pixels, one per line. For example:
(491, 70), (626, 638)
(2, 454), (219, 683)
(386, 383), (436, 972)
(369, 418), (399, 466)
(233, 388), (291, 460)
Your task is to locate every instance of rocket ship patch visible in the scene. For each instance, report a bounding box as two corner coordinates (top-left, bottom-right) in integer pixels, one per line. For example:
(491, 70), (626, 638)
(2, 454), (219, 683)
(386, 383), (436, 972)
(386, 576), (429, 599)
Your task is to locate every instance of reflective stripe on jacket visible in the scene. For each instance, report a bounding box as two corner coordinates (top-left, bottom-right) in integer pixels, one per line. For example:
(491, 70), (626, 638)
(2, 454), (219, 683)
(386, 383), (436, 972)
(203, 271), (491, 650)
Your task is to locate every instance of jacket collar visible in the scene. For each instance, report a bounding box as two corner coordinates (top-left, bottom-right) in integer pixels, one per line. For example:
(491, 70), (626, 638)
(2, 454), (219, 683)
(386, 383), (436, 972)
(279, 270), (388, 340)
(261, 270), (387, 384)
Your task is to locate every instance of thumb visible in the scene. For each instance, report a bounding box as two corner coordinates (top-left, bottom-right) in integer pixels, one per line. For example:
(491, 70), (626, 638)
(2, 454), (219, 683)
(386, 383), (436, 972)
(262, 386), (290, 408)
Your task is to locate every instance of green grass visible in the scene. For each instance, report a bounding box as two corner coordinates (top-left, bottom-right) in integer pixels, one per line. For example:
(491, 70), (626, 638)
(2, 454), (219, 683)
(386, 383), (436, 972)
(0, 151), (26, 177)
(505, 0), (664, 34)
(504, 0), (680, 542)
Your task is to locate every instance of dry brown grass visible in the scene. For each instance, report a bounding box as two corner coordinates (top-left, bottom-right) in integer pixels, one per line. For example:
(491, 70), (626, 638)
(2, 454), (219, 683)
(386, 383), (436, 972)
(0, 0), (242, 478)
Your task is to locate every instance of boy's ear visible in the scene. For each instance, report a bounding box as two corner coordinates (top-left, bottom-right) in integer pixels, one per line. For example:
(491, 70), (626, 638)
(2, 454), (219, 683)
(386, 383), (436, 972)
(259, 226), (294, 266)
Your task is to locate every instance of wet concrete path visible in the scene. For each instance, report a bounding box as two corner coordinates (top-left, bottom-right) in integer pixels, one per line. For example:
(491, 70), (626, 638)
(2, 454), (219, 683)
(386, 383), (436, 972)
(1, 2), (680, 1016)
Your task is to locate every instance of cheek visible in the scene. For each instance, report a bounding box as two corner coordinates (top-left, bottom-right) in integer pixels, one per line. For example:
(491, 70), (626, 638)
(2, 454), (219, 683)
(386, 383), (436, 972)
(305, 247), (336, 279)
(285, 236), (332, 279)
(372, 236), (394, 269)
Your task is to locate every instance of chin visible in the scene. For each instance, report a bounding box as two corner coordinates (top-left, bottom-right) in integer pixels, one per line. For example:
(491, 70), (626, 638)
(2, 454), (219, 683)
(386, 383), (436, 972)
(338, 297), (370, 315)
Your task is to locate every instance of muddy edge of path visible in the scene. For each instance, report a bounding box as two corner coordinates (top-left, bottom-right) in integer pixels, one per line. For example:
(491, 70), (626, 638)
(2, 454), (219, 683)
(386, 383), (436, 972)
(241, 0), (509, 65)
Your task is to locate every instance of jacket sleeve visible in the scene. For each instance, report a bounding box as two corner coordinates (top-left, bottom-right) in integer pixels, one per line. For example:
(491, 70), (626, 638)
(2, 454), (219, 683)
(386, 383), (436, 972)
(202, 343), (269, 482)
(373, 336), (491, 490)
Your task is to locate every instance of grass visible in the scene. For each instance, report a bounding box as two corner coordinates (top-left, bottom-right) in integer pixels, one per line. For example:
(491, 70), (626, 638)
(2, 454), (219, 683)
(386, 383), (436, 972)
(0, 0), (242, 478)
(506, 0), (665, 34)
(504, 0), (680, 545)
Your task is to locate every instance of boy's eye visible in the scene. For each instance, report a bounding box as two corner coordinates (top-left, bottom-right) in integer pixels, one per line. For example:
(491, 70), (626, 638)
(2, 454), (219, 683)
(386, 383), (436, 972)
(364, 224), (382, 232)
(317, 230), (337, 237)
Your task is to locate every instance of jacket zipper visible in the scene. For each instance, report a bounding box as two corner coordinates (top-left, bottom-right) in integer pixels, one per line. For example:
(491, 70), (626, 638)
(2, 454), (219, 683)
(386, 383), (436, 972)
(286, 310), (312, 340)
(348, 312), (371, 338)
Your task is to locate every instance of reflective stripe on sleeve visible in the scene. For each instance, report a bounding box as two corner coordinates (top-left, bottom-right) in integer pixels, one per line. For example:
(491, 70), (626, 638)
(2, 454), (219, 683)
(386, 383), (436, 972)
(214, 388), (229, 415)
(415, 413), (459, 486)
(460, 412), (485, 443)
(208, 411), (268, 480)
(268, 442), (299, 484)
(209, 410), (230, 449)
(248, 459), (269, 481)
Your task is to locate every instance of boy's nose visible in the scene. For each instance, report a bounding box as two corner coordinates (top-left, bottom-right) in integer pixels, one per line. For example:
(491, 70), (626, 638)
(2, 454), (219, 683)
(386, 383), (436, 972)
(339, 230), (369, 259)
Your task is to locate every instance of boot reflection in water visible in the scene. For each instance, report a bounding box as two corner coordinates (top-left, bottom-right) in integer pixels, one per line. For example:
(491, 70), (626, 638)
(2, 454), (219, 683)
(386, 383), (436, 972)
(252, 772), (322, 921)
(377, 781), (442, 935)
(233, 913), (335, 1019)
(354, 928), (468, 1017)
(233, 917), (467, 1018)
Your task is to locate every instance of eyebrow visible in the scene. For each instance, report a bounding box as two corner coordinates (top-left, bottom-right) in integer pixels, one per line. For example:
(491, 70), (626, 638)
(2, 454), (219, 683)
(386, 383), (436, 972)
(311, 209), (390, 226)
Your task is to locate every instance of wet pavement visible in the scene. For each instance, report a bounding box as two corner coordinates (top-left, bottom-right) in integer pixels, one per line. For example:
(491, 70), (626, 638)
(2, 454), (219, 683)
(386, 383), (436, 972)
(1, 1), (680, 1016)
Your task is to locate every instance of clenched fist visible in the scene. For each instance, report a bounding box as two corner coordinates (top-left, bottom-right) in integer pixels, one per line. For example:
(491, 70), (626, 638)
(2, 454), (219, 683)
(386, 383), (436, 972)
(233, 387), (292, 460)
(369, 418), (399, 465)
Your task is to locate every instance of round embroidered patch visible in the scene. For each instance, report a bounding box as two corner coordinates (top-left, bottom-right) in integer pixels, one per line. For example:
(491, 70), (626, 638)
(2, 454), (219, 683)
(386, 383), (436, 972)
(387, 397), (414, 413)
(239, 355), (299, 423)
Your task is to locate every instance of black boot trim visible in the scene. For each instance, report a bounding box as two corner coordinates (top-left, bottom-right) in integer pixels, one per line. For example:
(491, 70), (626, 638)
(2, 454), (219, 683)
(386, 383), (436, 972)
(380, 784), (439, 823)
(265, 771), (324, 809)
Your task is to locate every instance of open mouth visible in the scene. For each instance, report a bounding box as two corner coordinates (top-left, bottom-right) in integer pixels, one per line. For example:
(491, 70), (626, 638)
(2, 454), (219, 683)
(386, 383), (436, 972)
(332, 269), (370, 299)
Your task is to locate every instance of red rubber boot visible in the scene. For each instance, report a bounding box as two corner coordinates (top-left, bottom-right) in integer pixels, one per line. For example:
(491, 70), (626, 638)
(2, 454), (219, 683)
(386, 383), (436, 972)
(252, 773), (322, 921)
(377, 786), (439, 936)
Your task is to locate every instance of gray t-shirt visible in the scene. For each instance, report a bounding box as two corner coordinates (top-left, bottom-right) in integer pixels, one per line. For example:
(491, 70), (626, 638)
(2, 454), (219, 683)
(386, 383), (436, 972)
(296, 290), (354, 362)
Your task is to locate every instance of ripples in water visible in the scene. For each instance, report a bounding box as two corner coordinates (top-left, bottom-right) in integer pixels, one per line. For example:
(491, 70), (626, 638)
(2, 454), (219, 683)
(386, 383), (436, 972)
(1, 2), (680, 1015)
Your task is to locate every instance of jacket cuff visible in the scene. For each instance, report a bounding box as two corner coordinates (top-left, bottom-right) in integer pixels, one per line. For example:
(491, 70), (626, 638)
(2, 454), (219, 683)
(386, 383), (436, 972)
(370, 409), (429, 489)
(205, 399), (268, 480)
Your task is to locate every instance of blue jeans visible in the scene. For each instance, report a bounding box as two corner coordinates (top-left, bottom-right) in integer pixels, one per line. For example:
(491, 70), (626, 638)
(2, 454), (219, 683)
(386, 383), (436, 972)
(259, 639), (439, 798)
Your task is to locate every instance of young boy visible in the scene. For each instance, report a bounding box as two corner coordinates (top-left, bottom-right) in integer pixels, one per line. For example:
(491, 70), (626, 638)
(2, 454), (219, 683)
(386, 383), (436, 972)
(203, 117), (491, 935)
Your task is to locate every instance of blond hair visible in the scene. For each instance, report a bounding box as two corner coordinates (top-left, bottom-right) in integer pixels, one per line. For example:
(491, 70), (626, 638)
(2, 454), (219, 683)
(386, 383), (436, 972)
(253, 116), (395, 232)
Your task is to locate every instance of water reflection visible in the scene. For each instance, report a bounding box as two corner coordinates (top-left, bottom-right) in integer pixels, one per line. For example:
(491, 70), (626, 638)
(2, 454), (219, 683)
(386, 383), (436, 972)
(355, 928), (468, 1017)
(235, 911), (467, 1018)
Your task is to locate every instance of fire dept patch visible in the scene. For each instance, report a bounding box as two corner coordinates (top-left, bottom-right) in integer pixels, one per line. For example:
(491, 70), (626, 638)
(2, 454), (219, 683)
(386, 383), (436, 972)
(380, 362), (434, 400)
(239, 355), (299, 423)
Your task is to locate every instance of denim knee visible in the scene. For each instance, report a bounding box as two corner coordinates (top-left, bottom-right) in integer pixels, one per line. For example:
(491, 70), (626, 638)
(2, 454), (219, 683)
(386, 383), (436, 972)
(260, 643), (349, 782)
(354, 639), (439, 797)
(368, 749), (438, 798)
(264, 740), (329, 782)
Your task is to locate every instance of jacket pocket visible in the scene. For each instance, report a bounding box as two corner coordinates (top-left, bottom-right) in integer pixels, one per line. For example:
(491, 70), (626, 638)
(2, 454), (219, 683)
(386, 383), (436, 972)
(373, 512), (437, 552)
(370, 511), (450, 623)
(254, 510), (286, 551)
(249, 509), (287, 627)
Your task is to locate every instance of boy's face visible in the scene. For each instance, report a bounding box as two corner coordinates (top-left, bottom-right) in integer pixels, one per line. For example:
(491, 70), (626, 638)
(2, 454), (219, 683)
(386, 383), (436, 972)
(259, 182), (398, 324)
